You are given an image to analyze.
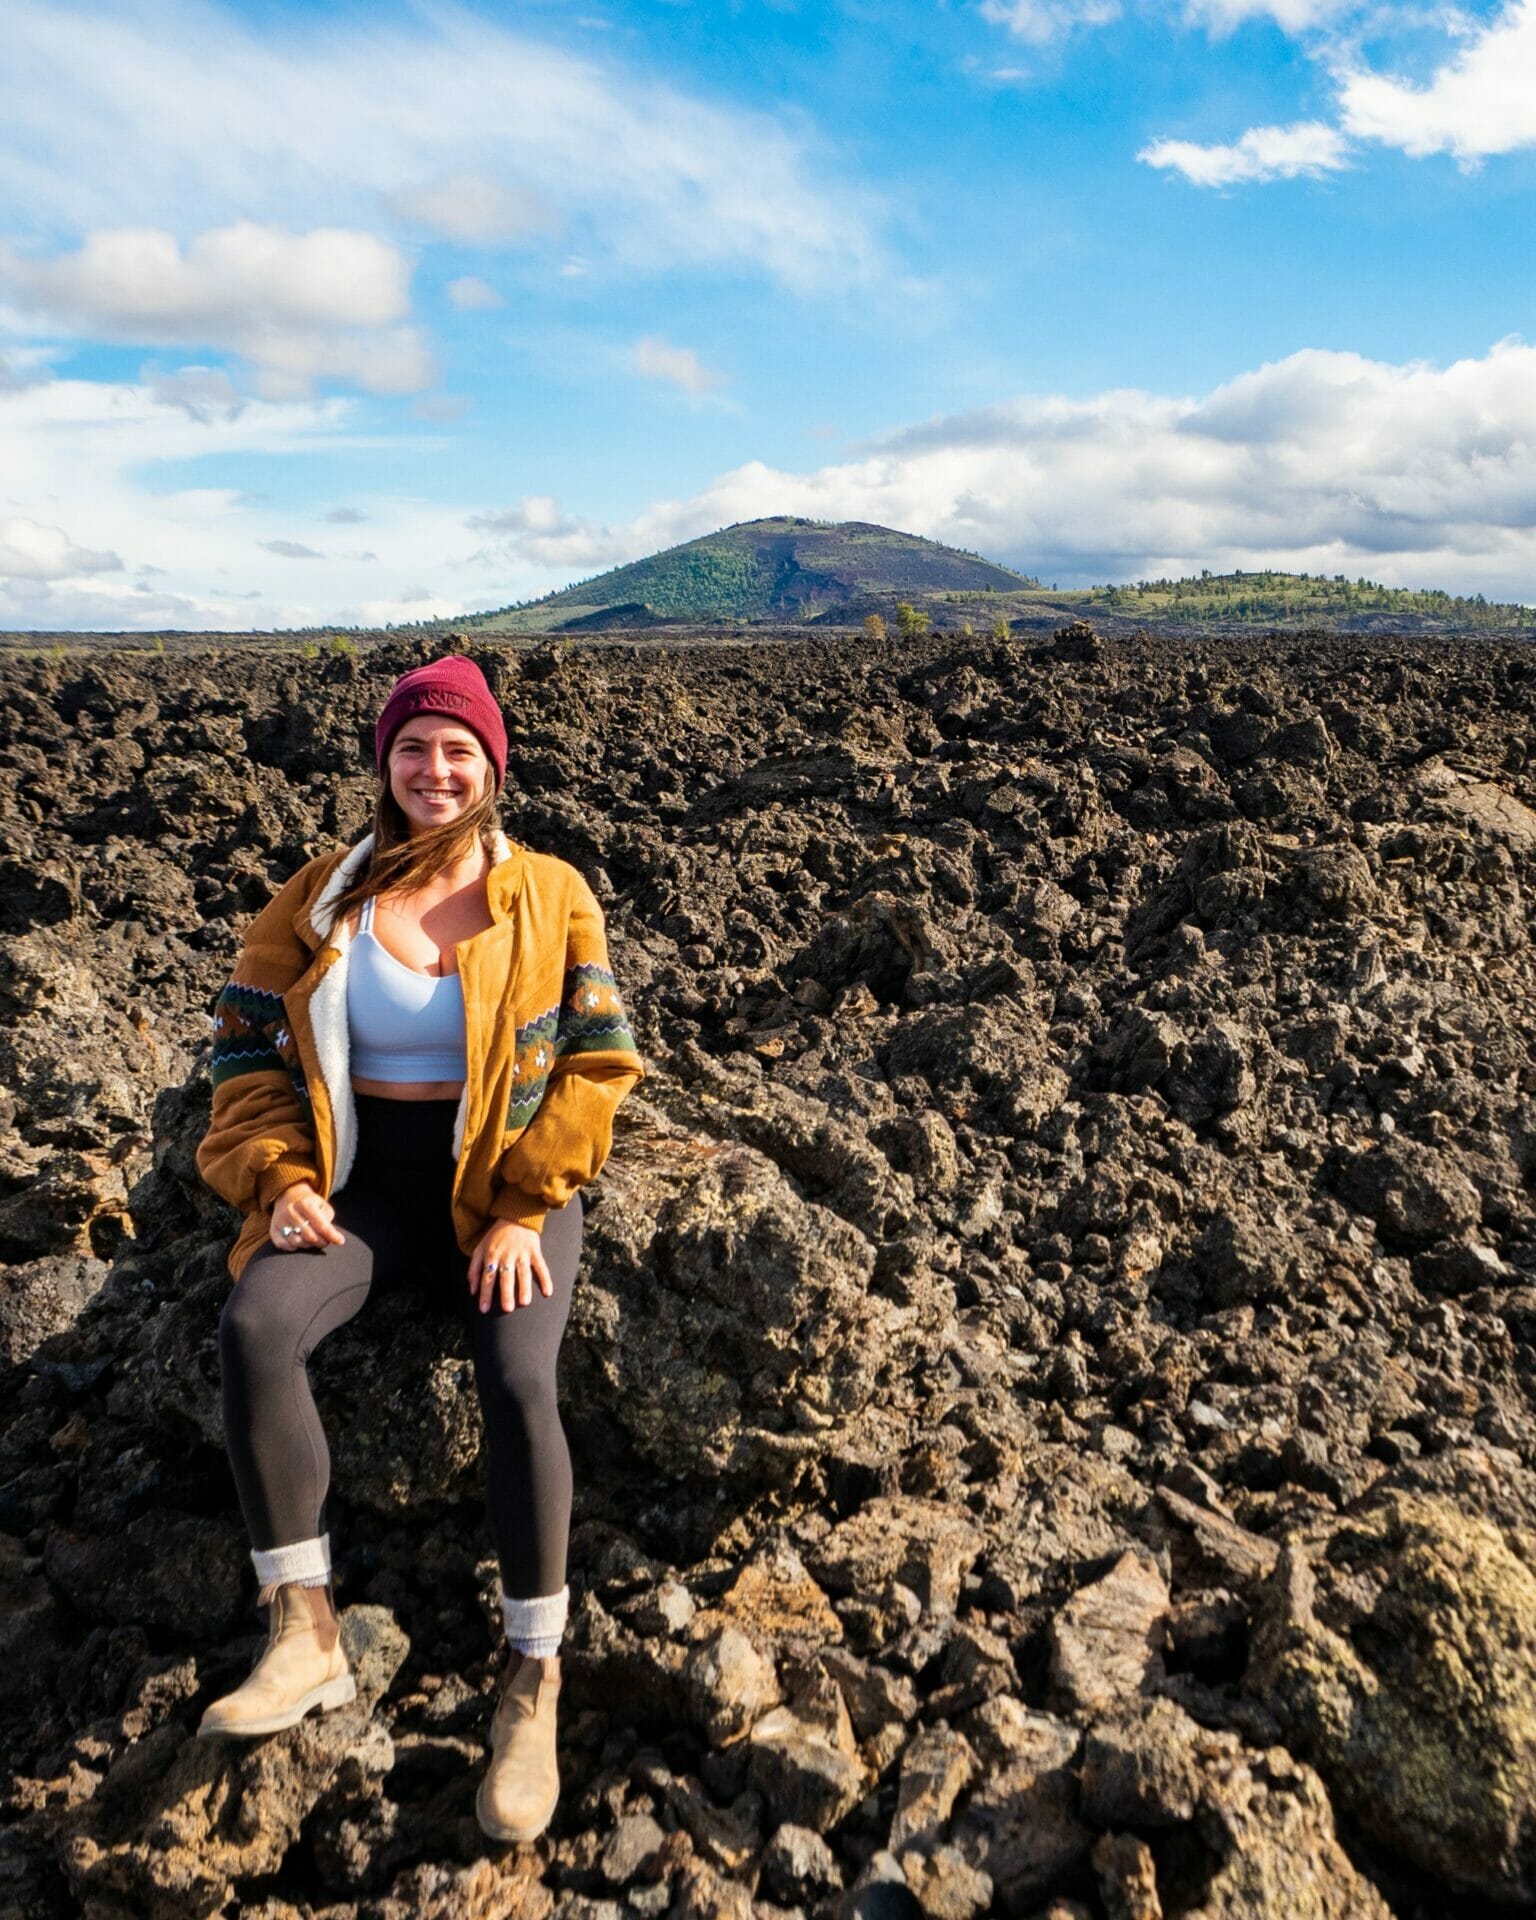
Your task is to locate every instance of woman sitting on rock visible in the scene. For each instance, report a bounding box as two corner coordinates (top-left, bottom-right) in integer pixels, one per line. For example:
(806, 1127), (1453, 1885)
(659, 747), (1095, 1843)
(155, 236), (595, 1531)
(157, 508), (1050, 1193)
(192, 655), (644, 1845)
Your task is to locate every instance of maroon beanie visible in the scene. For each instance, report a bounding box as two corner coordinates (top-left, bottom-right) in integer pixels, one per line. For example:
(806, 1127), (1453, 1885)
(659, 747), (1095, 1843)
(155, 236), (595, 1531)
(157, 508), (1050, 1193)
(375, 657), (508, 789)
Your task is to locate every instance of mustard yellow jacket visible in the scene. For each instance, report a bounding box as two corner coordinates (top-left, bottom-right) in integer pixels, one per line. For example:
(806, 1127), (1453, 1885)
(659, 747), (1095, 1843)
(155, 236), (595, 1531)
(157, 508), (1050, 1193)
(196, 830), (645, 1281)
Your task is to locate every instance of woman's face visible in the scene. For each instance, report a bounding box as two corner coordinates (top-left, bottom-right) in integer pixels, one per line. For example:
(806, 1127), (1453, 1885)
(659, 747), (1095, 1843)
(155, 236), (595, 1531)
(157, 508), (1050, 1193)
(387, 718), (492, 835)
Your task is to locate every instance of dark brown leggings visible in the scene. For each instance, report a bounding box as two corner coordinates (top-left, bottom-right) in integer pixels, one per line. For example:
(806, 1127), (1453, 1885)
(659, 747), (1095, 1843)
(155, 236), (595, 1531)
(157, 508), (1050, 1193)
(218, 1094), (582, 1597)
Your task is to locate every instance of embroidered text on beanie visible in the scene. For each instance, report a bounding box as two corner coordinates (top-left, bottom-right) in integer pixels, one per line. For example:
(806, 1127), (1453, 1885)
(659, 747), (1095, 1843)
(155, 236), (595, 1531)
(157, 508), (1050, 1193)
(375, 657), (508, 789)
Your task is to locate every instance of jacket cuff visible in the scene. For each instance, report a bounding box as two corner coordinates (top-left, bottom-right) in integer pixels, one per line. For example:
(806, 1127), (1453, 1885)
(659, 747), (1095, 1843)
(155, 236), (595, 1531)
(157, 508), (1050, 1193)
(488, 1186), (551, 1236)
(256, 1155), (321, 1211)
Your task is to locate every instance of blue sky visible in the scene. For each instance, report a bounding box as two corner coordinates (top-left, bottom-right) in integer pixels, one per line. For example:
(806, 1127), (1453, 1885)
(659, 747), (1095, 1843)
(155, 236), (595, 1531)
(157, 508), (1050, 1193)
(1, 0), (1534, 628)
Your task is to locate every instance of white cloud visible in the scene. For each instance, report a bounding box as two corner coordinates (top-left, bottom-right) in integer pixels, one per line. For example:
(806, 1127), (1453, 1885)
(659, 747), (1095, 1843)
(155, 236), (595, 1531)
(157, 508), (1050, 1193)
(143, 363), (245, 422)
(1182, 0), (1352, 33)
(2, 222), (408, 330)
(982, 0), (1348, 39)
(0, 371), (491, 628)
(975, 0), (1533, 160)
(357, 592), (463, 624)
(0, 344), (61, 377)
(245, 328), (435, 402)
(1338, 0), (1536, 161)
(0, 577), (211, 627)
(411, 393), (471, 422)
(525, 337), (1536, 603)
(390, 174), (556, 244)
(446, 275), (504, 311)
(1139, 119), (1350, 185)
(9, 339), (1536, 629)
(0, 515), (121, 581)
(631, 335), (726, 395)
(1138, 3), (1536, 187)
(161, 487), (258, 519)
(0, 222), (433, 397)
(0, 0), (882, 292)
(978, 0), (1120, 43)
(261, 539), (324, 560)
(465, 496), (623, 573)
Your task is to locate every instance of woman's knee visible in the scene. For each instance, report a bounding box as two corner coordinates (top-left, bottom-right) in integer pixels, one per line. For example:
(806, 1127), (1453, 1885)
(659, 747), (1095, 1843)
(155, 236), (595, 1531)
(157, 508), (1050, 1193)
(477, 1342), (562, 1426)
(218, 1266), (312, 1373)
(220, 1245), (370, 1366)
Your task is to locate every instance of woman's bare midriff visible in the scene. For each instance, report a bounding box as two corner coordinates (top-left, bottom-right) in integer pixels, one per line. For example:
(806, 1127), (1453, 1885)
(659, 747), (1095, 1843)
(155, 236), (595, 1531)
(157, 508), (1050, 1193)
(351, 1076), (465, 1101)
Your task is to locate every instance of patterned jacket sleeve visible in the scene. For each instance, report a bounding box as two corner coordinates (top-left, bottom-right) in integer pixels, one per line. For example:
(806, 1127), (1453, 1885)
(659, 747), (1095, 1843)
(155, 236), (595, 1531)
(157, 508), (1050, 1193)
(196, 863), (325, 1214)
(489, 871), (645, 1234)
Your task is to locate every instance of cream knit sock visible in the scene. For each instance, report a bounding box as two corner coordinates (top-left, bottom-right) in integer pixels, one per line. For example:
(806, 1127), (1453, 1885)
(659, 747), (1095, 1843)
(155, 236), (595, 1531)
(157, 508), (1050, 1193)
(502, 1584), (568, 1659)
(252, 1532), (332, 1604)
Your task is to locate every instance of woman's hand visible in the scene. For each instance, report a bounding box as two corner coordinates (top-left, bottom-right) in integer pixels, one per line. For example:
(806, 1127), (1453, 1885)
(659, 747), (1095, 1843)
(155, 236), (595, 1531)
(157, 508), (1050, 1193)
(268, 1181), (345, 1253)
(469, 1221), (552, 1313)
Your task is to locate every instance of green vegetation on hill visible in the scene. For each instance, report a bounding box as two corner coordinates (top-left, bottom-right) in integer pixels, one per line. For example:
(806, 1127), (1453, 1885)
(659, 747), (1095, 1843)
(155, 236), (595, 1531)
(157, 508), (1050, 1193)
(460, 517), (1039, 632)
(1068, 569), (1535, 630)
(407, 524), (1534, 642)
(924, 568), (1535, 635)
(564, 541), (770, 623)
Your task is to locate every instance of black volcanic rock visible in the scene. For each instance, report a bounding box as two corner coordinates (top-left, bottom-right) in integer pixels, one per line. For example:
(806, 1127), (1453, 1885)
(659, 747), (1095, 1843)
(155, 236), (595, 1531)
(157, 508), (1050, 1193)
(1, 624), (1534, 1919)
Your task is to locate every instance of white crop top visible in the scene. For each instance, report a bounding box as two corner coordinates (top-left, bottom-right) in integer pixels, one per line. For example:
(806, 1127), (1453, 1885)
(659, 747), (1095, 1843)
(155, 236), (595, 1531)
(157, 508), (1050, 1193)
(346, 894), (468, 1081)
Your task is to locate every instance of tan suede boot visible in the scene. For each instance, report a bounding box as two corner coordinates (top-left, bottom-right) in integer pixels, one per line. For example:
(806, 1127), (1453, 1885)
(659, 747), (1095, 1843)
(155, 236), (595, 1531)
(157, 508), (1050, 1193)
(475, 1651), (561, 1843)
(197, 1581), (354, 1739)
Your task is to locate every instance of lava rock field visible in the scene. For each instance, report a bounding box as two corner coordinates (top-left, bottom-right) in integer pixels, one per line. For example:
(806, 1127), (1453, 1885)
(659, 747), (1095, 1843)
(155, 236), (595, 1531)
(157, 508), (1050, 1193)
(2, 622), (1535, 1920)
